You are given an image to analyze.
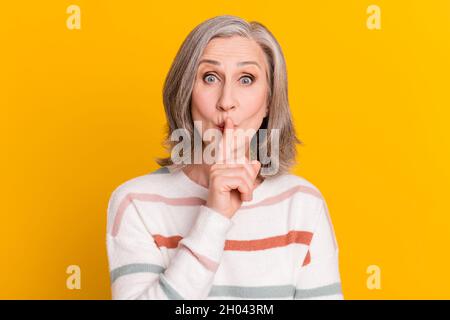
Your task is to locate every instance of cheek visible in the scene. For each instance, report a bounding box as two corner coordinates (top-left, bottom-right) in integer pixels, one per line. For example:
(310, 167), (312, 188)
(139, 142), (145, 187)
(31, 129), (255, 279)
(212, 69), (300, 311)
(239, 85), (267, 115)
(191, 84), (218, 120)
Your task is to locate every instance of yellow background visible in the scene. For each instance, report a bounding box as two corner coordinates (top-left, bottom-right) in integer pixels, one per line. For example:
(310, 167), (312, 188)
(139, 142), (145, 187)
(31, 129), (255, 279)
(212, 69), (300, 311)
(1, 0), (449, 299)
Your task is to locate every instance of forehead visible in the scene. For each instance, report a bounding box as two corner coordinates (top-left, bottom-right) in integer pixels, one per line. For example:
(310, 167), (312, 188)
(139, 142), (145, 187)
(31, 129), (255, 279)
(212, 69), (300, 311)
(200, 36), (267, 68)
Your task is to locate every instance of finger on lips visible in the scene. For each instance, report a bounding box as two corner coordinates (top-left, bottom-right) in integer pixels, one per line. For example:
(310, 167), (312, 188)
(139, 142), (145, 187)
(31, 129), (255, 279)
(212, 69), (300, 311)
(214, 116), (261, 201)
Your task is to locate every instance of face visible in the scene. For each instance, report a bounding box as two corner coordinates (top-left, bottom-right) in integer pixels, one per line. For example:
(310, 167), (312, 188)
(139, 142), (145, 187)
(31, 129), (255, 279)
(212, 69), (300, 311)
(190, 35), (270, 155)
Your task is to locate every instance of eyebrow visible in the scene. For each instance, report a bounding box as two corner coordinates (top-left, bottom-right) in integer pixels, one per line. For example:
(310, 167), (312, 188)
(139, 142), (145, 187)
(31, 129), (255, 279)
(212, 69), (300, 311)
(198, 59), (261, 70)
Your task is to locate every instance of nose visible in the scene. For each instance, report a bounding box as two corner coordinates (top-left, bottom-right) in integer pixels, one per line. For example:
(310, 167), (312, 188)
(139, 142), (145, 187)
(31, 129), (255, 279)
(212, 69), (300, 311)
(217, 103), (235, 112)
(216, 82), (237, 112)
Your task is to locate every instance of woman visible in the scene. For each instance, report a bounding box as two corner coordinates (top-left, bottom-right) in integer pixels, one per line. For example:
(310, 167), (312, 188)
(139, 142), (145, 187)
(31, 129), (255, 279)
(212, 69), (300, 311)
(106, 15), (343, 299)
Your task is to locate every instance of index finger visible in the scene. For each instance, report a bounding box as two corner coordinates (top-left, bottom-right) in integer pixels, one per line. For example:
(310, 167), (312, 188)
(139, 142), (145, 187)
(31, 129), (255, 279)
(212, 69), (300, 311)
(216, 117), (234, 164)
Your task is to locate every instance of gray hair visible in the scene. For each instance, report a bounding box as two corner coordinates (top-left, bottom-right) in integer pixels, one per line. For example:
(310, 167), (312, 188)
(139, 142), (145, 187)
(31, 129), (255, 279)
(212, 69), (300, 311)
(155, 15), (302, 178)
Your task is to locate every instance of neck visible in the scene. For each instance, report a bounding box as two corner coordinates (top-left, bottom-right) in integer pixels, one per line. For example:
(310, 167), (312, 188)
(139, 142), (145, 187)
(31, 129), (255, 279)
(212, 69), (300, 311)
(182, 163), (212, 189)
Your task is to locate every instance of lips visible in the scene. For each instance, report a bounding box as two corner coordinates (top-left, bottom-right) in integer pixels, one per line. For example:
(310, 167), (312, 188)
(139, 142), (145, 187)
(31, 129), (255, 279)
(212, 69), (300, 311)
(215, 121), (236, 132)
(215, 121), (225, 132)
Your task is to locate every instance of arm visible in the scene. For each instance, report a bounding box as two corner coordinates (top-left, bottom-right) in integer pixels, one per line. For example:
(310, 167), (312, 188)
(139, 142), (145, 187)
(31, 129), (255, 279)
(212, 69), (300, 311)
(293, 199), (344, 299)
(106, 188), (234, 300)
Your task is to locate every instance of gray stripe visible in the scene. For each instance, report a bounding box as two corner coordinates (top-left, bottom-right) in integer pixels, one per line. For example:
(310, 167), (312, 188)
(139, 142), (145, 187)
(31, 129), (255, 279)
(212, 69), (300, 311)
(110, 263), (164, 284)
(110, 263), (341, 299)
(150, 167), (170, 174)
(159, 274), (184, 299)
(208, 284), (295, 298)
(294, 282), (342, 299)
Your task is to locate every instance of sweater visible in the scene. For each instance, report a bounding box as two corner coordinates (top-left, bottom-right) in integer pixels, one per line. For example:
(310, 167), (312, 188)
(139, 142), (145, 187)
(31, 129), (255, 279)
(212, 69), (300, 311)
(106, 165), (343, 300)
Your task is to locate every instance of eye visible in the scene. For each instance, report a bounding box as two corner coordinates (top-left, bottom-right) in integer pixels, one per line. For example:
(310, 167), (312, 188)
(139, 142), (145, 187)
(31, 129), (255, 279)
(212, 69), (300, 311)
(202, 73), (254, 85)
(203, 73), (218, 84)
(240, 75), (254, 85)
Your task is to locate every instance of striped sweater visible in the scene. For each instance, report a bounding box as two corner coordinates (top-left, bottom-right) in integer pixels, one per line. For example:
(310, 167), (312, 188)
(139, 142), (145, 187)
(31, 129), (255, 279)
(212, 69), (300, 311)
(106, 165), (343, 300)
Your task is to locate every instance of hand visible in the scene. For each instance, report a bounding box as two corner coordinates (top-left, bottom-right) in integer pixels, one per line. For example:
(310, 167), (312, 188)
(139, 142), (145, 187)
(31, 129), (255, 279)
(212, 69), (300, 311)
(205, 117), (261, 219)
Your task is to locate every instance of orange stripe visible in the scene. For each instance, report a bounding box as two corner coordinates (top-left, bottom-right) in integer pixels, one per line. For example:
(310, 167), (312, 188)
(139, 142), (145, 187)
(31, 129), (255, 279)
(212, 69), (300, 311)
(153, 234), (182, 248)
(152, 230), (313, 251)
(224, 230), (313, 251)
(302, 250), (311, 266)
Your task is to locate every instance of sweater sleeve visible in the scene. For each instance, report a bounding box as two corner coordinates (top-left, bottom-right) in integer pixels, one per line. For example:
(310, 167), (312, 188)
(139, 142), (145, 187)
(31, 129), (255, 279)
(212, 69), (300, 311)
(106, 188), (234, 300)
(293, 199), (344, 300)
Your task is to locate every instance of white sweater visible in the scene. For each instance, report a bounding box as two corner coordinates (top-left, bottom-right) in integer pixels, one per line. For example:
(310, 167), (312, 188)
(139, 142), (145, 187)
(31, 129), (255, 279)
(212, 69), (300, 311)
(106, 165), (343, 300)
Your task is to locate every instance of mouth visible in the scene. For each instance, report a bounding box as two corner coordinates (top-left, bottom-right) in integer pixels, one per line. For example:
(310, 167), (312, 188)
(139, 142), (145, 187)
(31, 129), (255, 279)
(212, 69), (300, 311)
(215, 121), (236, 132)
(217, 123), (225, 132)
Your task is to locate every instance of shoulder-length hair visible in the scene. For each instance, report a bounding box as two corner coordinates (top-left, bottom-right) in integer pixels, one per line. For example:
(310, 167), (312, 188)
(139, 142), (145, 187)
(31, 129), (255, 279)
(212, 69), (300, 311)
(155, 15), (302, 178)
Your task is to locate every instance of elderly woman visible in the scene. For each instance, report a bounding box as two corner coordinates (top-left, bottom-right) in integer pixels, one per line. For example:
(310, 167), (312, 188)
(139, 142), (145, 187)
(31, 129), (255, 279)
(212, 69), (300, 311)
(106, 15), (343, 300)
